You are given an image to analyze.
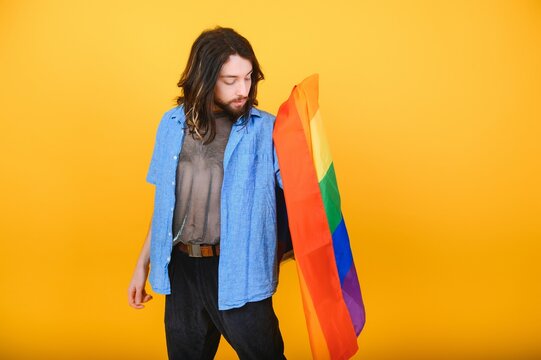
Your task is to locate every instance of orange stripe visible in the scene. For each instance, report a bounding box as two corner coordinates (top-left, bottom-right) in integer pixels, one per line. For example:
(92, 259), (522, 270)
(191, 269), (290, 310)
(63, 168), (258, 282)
(292, 73), (320, 158)
(296, 261), (331, 360)
(295, 73), (320, 123)
(292, 86), (313, 158)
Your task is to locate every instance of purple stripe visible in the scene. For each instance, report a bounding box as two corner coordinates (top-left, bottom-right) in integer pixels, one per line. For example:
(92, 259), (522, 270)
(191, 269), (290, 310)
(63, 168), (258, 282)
(341, 264), (366, 335)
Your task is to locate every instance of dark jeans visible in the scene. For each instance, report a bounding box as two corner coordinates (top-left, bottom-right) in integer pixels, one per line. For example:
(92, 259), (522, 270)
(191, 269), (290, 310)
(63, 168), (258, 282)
(165, 245), (286, 360)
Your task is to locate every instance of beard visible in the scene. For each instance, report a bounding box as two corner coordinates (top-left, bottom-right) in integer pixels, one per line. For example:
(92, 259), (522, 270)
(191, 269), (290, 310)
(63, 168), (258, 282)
(214, 97), (248, 119)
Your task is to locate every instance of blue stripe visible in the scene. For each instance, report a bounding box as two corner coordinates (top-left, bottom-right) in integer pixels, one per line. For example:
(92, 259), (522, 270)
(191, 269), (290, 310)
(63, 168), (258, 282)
(331, 216), (354, 284)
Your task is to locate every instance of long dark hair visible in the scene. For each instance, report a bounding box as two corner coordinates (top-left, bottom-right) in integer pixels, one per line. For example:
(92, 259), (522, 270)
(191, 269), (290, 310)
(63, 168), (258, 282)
(174, 26), (265, 144)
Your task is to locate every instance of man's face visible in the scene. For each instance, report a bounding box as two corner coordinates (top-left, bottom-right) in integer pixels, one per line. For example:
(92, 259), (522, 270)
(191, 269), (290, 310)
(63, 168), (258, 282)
(213, 54), (253, 118)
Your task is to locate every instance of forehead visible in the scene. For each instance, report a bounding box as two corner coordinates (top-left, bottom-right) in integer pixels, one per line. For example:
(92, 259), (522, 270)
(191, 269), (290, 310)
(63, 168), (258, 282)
(219, 54), (253, 77)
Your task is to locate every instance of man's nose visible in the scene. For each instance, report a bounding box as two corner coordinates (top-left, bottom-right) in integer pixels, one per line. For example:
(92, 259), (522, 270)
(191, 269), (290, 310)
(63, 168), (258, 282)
(236, 81), (249, 97)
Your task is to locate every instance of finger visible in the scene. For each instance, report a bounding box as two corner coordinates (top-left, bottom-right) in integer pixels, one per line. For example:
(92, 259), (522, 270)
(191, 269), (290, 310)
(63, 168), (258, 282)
(143, 293), (153, 303)
(128, 287), (143, 309)
(128, 287), (136, 305)
(135, 287), (143, 305)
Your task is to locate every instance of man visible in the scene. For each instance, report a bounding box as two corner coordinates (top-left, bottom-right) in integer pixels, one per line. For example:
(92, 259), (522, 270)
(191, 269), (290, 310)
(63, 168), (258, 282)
(128, 26), (287, 360)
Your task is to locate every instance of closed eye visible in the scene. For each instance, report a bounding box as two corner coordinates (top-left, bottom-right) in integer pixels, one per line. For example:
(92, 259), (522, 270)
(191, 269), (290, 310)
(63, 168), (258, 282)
(225, 77), (251, 85)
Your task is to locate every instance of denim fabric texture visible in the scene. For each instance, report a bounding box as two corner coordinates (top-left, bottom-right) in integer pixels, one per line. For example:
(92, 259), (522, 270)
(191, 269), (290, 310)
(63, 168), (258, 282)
(146, 104), (283, 310)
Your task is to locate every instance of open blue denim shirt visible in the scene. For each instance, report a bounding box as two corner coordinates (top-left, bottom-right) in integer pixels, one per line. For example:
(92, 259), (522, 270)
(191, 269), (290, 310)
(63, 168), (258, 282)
(146, 104), (283, 310)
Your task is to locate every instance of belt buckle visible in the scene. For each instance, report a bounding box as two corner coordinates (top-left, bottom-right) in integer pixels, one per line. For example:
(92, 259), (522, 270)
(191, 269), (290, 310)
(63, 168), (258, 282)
(189, 244), (202, 257)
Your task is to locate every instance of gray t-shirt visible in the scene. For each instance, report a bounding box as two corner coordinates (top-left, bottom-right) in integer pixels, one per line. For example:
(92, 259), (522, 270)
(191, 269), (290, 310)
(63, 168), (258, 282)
(171, 111), (234, 246)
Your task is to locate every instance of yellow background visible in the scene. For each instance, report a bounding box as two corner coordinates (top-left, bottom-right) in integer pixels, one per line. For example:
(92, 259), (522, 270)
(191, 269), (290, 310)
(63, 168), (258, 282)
(1, 0), (540, 359)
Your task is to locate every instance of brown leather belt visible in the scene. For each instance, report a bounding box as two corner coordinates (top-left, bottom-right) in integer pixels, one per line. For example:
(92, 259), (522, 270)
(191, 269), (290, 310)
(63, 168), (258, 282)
(177, 242), (220, 257)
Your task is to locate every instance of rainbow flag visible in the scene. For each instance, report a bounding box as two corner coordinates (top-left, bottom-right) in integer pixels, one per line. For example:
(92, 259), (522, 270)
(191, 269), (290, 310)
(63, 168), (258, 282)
(274, 74), (366, 359)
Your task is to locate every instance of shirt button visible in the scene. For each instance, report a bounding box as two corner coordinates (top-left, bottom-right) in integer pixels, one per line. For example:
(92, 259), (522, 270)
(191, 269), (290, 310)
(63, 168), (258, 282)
(173, 155), (177, 160)
(166, 256), (171, 262)
(168, 231), (172, 236)
(170, 207), (174, 211)
(172, 181), (175, 185)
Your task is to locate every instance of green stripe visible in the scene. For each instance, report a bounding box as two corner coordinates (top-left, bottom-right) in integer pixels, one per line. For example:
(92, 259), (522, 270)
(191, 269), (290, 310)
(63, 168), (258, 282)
(319, 163), (342, 233)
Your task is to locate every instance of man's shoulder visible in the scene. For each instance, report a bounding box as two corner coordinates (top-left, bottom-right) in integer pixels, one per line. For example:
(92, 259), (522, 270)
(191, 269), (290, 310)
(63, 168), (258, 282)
(162, 104), (184, 120)
(154, 105), (184, 129)
(252, 107), (276, 122)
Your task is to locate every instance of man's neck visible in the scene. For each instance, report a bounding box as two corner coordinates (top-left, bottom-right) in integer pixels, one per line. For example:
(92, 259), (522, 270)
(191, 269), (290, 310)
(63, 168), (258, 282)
(213, 109), (230, 118)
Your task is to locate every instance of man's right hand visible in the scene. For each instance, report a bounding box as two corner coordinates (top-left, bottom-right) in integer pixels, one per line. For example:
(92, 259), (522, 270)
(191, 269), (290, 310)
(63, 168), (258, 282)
(128, 265), (153, 309)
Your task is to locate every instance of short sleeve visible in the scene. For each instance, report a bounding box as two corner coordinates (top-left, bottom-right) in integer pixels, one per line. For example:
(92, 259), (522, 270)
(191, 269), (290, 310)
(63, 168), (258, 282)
(146, 112), (168, 185)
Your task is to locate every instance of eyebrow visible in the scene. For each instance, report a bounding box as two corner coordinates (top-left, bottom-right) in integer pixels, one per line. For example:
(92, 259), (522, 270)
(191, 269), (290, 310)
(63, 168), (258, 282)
(220, 70), (253, 79)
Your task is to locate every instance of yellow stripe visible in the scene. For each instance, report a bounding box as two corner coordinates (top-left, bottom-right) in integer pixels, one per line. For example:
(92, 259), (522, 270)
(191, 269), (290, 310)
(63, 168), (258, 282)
(296, 261), (331, 360)
(310, 108), (333, 182)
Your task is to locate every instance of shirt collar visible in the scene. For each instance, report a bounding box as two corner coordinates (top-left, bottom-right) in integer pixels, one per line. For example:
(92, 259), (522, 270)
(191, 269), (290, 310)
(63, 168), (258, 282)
(174, 104), (261, 124)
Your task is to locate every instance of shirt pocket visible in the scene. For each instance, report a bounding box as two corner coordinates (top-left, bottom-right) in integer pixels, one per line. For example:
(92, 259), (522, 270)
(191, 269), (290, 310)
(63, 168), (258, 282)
(233, 153), (272, 190)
